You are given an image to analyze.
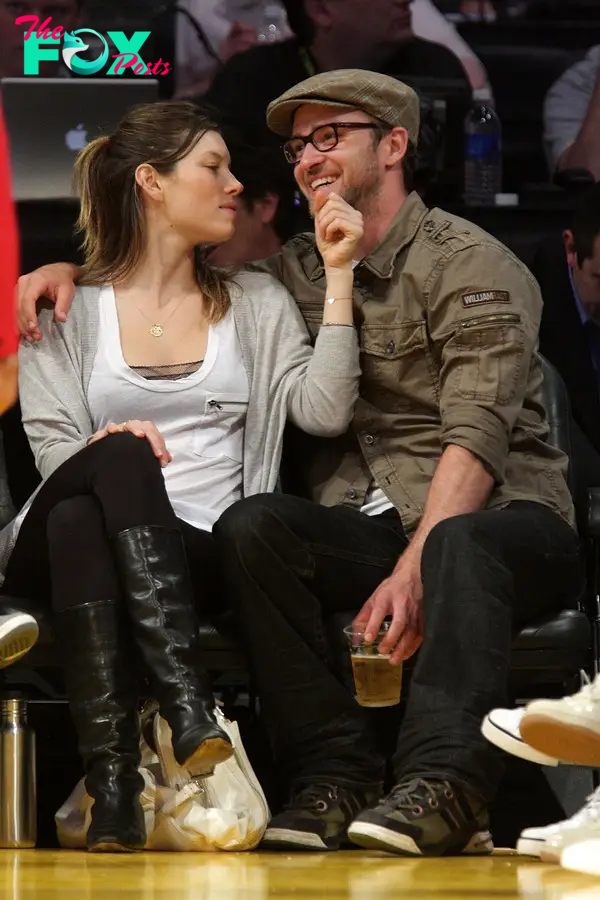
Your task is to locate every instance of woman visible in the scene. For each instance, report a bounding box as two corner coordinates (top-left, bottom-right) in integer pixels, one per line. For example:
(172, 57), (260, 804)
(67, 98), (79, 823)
(0, 100), (362, 852)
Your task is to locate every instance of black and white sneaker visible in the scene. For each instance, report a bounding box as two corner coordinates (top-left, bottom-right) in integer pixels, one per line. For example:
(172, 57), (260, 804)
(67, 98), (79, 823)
(347, 777), (494, 857)
(261, 783), (375, 851)
(0, 612), (39, 669)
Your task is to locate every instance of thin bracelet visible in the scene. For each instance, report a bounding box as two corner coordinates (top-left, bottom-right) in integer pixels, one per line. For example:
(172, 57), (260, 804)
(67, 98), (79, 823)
(322, 322), (355, 327)
(326, 297), (353, 305)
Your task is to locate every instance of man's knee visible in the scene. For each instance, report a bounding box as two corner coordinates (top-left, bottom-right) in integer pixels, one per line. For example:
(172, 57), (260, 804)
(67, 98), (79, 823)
(214, 493), (289, 549)
(422, 512), (489, 569)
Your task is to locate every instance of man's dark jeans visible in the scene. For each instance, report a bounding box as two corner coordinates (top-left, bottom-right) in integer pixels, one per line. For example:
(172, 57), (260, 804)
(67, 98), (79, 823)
(214, 495), (583, 803)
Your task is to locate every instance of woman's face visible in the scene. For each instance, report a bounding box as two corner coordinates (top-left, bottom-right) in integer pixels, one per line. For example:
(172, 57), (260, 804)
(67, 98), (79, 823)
(156, 131), (243, 246)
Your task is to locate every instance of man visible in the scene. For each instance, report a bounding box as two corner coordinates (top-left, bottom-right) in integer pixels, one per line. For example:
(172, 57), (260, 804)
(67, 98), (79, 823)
(203, 0), (470, 148)
(175, 0), (275, 97)
(17, 71), (581, 857)
(532, 183), (600, 488)
(0, 101), (39, 667)
(544, 44), (600, 180)
(0, 0), (83, 79)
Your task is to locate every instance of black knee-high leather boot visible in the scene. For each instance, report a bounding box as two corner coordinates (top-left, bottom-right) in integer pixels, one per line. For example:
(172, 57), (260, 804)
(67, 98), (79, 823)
(55, 600), (146, 852)
(113, 525), (232, 776)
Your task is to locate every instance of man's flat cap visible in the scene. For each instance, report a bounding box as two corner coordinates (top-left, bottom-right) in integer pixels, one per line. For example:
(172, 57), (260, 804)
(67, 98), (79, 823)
(266, 69), (420, 144)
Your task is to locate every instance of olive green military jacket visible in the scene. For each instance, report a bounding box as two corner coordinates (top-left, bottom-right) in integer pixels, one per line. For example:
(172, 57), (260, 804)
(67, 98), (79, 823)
(252, 192), (575, 533)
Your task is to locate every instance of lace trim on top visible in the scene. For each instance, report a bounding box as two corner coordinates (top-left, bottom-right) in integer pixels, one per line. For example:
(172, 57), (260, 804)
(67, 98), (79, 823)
(130, 361), (203, 381)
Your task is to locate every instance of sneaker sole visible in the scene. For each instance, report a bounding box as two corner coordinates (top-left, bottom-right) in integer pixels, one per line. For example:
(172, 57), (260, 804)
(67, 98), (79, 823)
(261, 828), (329, 851)
(182, 737), (234, 778)
(516, 836), (558, 859)
(481, 714), (559, 767)
(0, 619), (39, 670)
(520, 715), (600, 767)
(347, 821), (493, 856)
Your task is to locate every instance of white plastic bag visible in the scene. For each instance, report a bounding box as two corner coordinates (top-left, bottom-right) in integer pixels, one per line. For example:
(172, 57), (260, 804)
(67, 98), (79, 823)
(55, 707), (270, 852)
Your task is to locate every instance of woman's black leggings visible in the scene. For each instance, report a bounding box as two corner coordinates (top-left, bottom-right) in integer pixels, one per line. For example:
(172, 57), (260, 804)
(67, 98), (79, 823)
(1, 432), (219, 615)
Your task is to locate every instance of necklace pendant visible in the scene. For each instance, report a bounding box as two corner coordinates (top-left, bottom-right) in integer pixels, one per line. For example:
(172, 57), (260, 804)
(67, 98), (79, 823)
(150, 324), (163, 338)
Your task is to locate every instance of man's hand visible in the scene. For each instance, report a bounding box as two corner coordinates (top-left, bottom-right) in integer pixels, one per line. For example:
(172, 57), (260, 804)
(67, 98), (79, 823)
(17, 262), (79, 343)
(354, 556), (424, 665)
(220, 21), (257, 63)
(88, 420), (172, 467)
(315, 192), (364, 271)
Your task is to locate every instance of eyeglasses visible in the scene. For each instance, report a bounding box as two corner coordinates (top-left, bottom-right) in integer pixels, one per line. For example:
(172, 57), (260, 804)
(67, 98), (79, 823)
(283, 122), (386, 165)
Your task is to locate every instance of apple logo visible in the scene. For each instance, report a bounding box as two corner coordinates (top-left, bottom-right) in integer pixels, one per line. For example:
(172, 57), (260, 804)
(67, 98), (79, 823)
(65, 124), (88, 152)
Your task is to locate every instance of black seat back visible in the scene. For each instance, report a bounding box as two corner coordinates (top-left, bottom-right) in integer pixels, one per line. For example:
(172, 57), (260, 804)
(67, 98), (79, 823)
(539, 353), (575, 495)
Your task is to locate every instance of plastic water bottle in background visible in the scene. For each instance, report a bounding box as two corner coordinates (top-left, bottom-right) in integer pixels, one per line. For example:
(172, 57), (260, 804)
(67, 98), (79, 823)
(464, 88), (502, 207)
(257, 3), (287, 42)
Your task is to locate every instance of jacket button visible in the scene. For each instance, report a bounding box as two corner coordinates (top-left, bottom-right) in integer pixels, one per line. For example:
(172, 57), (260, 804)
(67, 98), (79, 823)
(423, 220), (436, 232)
(386, 341), (395, 355)
(347, 488), (357, 500)
(364, 434), (375, 446)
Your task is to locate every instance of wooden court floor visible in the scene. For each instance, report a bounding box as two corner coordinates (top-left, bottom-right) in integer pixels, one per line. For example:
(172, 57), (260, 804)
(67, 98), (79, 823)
(0, 850), (599, 899)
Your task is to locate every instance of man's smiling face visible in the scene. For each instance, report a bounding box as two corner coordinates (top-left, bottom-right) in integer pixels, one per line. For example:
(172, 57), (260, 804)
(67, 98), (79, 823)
(290, 104), (385, 218)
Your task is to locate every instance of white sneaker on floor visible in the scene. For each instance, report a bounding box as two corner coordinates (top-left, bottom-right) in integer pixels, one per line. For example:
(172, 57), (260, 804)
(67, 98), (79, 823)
(562, 838), (600, 876)
(481, 706), (560, 766)
(520, 673), (600, 767)
(0, 612), (39, 669)
(517, 785), (600, 862)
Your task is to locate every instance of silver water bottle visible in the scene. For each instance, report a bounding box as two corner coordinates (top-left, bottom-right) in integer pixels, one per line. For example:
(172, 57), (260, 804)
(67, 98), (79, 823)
(0, 696), (36, 848)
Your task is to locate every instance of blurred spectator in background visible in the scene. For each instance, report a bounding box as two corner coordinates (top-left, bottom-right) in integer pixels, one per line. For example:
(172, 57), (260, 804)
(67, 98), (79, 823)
(532, 183), (600, 488)
(204, 0), (471, 147)
(207, 136), (300, 266)
(0, 103), (19, 414)
(176, 0), (290, 96)
(544, 44), (600, 181)
(0, 0), (83, 79)
(412, 0), (490, 92)
(459, 0), (496, 20)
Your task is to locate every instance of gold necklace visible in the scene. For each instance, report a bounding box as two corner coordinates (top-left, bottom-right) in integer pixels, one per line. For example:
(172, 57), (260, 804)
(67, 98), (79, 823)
(136, 298), (186, 338)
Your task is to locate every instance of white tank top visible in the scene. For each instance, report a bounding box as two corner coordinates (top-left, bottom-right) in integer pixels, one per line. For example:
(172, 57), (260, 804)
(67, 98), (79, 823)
(87, 285), (249, 532)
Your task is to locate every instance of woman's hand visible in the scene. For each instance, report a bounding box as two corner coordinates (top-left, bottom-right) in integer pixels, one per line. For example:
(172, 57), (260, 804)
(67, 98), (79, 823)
(315, 192), (364, 271)
(87, 420), (172, 467)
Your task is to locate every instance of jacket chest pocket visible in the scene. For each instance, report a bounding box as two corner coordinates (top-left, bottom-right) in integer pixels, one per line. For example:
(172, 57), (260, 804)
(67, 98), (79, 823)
(194, 394), (248, 463)
(360, 321), (434, 404)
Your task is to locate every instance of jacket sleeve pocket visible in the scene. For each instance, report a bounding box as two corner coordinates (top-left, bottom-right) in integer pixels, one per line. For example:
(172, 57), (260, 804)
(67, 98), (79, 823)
(452, 312), (525, 405)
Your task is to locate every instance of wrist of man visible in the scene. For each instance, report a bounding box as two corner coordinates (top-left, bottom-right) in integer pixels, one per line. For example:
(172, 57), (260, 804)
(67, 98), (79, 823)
(394, 541), (423, 577)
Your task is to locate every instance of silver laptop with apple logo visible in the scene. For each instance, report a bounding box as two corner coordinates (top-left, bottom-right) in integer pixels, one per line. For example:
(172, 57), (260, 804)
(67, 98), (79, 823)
(1, 77), (159, 201)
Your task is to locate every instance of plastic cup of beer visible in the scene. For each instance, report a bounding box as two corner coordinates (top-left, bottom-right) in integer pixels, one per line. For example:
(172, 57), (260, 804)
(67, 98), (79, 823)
(343, 621), (402, 708)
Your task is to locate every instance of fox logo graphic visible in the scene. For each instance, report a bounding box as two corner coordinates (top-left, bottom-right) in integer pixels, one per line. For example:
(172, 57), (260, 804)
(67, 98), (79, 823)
(62, 29), (109, 76)
(16, 15), (171, 77)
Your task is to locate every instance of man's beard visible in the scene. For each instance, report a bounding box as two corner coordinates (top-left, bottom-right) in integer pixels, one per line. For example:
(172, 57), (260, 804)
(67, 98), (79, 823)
(309, 159), (382, 219)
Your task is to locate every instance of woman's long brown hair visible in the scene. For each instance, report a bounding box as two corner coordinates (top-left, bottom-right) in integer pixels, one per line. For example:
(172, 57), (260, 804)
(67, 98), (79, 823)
(73, 101), (231, 323)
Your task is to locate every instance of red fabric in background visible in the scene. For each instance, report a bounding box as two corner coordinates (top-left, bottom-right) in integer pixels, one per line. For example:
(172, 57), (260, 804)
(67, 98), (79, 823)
(0, 105), (19, 360)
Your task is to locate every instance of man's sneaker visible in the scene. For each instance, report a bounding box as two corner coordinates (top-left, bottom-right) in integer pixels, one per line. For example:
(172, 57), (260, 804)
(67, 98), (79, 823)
(520, 673), (600, 767)
(0, 612), (39, 669)
(517, 785), (600, 861)
(562, 838), (600, 876)
(481, 707), (560, 766)
(347, 777), (493, 856)
(261, 783), (375, 851)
